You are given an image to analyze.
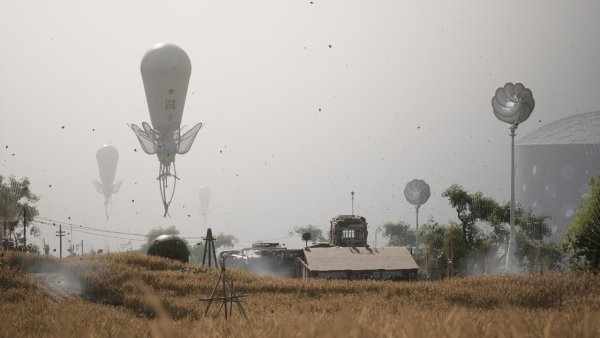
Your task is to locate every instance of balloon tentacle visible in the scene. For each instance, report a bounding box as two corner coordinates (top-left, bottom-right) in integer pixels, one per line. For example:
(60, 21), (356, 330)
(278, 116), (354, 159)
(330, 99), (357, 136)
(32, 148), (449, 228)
(104, 197), (111, 221)
(158, 163), (178, 217)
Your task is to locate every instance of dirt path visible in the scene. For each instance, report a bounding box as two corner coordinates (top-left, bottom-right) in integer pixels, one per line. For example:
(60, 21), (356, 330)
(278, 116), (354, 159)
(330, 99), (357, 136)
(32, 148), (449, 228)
(30, 272), (83, 301)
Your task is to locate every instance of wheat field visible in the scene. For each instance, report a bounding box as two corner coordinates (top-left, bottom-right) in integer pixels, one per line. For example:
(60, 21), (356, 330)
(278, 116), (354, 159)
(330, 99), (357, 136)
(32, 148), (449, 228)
(1, 251), (599, 337)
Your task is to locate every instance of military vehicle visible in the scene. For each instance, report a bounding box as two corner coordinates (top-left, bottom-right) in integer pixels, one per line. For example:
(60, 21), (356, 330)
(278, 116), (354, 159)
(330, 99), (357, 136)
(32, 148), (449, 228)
(221, 242), (302, 277)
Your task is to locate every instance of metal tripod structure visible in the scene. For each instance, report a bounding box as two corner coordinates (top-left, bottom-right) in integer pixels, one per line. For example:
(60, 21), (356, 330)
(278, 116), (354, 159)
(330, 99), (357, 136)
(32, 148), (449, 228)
(201, 254), (247, 319)
(202, 228), (219, 269)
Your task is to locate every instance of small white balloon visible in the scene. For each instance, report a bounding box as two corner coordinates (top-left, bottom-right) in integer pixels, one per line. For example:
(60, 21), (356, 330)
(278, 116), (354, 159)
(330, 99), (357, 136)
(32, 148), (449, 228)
(404, 179), (431, 206)
(93, 144), (123, 220)
(491, 82), (535, 125)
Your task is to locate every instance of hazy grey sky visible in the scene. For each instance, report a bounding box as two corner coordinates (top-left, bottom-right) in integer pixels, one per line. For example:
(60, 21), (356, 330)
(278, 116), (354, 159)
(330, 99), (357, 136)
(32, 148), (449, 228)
(1, 0), (599, 253)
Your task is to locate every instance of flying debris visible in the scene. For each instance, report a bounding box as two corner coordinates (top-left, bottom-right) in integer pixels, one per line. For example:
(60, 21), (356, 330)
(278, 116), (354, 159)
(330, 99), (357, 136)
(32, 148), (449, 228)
(130, 43), (203, 217)
(93, 144), (123, 220)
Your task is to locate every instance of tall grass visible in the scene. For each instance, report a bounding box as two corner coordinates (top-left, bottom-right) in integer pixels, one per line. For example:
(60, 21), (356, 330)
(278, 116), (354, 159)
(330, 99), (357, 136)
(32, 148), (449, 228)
(1, 251), (599, 337)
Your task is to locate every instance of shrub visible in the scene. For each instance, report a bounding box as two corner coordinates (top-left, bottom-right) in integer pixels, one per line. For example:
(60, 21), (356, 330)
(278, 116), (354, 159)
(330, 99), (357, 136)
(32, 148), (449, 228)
(146, 235), (190, 263)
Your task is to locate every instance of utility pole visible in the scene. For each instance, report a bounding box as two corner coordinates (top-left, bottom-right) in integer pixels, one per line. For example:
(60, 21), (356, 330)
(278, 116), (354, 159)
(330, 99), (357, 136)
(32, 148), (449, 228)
(351, 191), (355, 215)
(506, 124), (517, 272)
(81, 240), (83, 256)
(69, 225), (73, 256)
(56, 224), (65, 261)
(23, 208), (27, 249)
(374, 228), (378, 248)
(448, 238), (454, 279)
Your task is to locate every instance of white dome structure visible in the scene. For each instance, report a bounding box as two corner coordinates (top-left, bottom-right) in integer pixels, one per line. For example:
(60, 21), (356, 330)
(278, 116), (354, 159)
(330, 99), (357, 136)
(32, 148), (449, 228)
(515, 111), (600, 241)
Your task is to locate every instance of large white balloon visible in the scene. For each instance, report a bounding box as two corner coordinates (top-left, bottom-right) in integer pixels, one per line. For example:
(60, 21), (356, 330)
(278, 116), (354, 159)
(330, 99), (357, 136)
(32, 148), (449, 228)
(130, 43), (203, 217)
(93, 144), (123, 220)
(492, 82), (535, 125)
(141, 43), (191, 135)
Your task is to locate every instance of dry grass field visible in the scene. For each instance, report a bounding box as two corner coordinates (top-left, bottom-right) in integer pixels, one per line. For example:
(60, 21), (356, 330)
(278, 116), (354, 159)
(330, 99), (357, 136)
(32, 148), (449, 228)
(1, 251), (599, 337)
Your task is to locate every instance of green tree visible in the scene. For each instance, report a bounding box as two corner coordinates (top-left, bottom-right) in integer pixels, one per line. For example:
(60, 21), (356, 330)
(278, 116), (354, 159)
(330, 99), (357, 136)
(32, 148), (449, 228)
(512, 206), (562, 272)
(379, 220), (414, 246)
(565, 176), (600, 271)
(289, 224), (327, 243)
(214, 232), (238, 248)
(147, 236), (190, 263)
(419, 220), (448, 278)
(145, 225), (180, 242)
(442, 184), (503, 249)
(491, 201), (560, 272)
(0, 175), (40, 249)
(442, 184), (556, 274)
(420, 220), (470, 278)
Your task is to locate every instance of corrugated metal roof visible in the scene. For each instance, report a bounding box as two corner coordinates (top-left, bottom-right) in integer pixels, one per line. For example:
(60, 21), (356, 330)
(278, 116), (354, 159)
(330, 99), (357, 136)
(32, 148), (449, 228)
(303, 246), (418, 272)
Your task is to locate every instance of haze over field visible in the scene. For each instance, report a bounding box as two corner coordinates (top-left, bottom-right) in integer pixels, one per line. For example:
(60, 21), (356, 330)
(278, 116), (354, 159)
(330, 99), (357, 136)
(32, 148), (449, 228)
(1, 1), (599, 253)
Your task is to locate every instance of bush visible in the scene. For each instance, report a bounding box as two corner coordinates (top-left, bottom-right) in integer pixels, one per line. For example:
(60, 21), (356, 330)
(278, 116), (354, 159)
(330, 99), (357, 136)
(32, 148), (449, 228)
(146, 235), (190, 263)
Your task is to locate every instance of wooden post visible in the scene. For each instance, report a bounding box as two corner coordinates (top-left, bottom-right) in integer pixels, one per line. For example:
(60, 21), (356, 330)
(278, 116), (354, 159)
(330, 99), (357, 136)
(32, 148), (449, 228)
(202, 228), (219, 269)
(222, 261), (228, 319)
(22, 209), (27, 250)
(426, 250), (430, 279)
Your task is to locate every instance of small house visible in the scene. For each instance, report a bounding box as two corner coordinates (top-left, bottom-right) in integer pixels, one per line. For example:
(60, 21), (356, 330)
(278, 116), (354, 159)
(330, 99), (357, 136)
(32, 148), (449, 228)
(298, 245), (418, 280)
(298, 215), (419, 280)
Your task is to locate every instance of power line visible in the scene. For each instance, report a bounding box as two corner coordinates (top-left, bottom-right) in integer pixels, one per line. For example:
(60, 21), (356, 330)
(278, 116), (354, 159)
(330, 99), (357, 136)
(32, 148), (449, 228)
(32, 216), (293, 247)
(68, 228), (146, 242)
(34, 218), (209, 243)
(34, 217), (147, 236)
(33, 220), (146, 242)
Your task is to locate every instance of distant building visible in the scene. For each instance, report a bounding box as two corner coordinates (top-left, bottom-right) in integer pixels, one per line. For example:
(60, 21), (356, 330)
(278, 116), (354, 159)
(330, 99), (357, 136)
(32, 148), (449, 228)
(329, 215), (369, 247)
(221, 243), (303, 278)
(298, 245), (418, 280)
(298, 215), (419, 280)
(224, 215), (419, 280)
(515, 111), (600, 241)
